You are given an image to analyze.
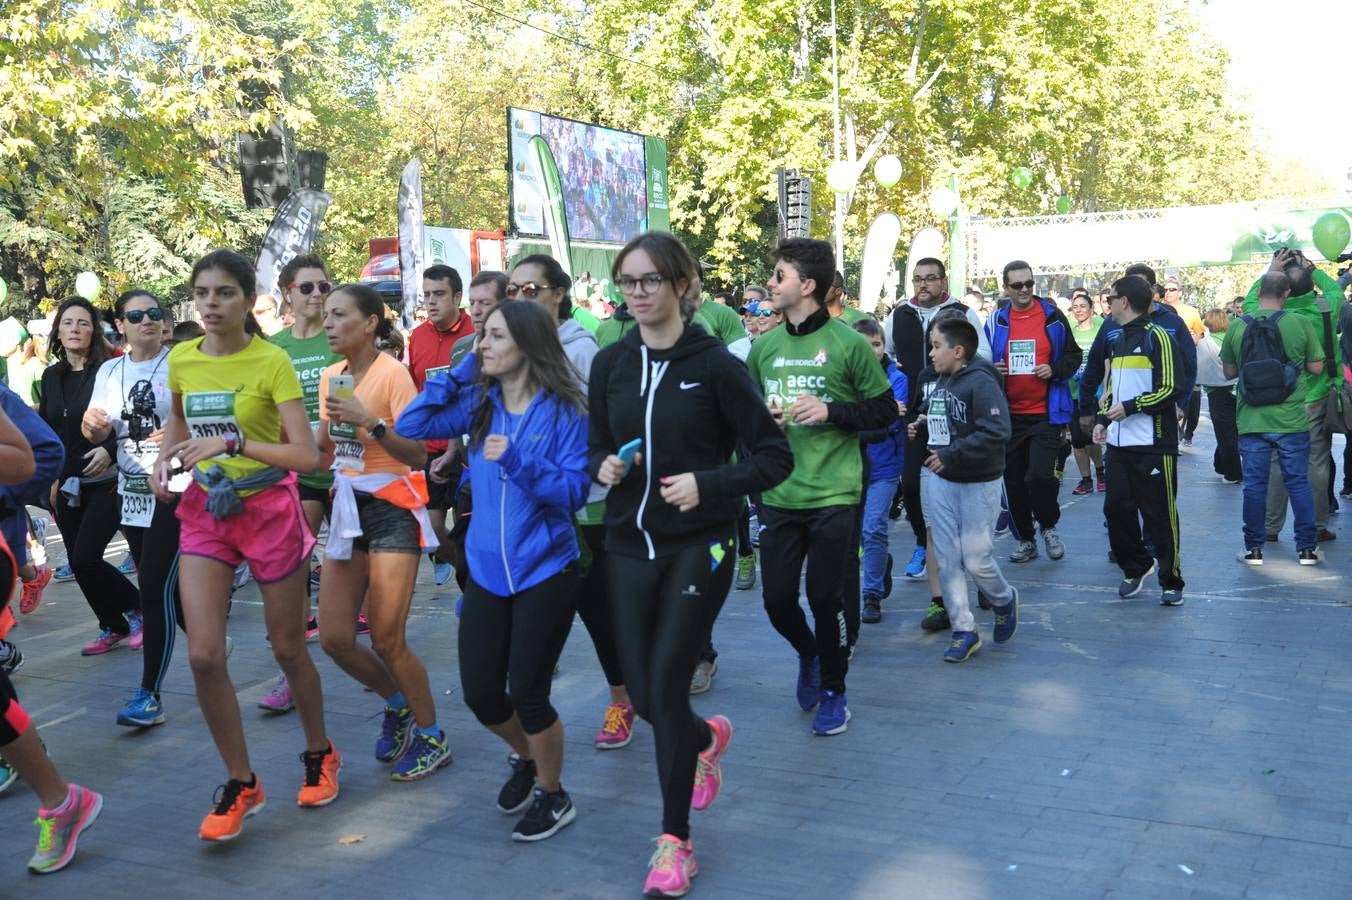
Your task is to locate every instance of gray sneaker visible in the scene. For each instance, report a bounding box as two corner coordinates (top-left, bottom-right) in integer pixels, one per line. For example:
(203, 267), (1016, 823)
(689, 659), (717, 695)
(733, 554), (756, 591)
(1008, 541), (1038, 563)
(1043, 528), (1065, 560)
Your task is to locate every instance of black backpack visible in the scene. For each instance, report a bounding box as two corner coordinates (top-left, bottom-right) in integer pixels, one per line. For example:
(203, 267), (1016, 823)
(1238, 312), (1300, 406)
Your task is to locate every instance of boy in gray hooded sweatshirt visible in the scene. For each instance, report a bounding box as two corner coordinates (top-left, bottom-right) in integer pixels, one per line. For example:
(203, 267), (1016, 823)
(910, 317), (1019, 662)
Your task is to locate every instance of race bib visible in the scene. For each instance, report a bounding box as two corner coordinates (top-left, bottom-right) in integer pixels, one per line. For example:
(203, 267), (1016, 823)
(927, 397), (951, 447)
(184, 392), (241, 458)
(121, 475), (154, 528)
(1008, 339), (1037, 376)
(330, 421), (366, 473)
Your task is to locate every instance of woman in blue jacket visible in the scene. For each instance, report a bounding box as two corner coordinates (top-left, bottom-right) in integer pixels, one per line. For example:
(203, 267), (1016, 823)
(395, 300), (589, 844)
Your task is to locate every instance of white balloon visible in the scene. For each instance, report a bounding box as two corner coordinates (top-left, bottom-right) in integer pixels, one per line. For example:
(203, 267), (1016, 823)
(873, 155), (902, 188)
(929, 187), (959, 218)
(827, 161), (858, 194)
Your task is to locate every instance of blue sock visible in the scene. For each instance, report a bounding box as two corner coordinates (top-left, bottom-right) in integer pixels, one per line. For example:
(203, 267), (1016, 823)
(417, 723), (440, 739)
(386, 691), (408, 711)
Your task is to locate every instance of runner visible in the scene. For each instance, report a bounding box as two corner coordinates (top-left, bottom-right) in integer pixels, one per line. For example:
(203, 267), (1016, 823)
(1065, 290), (1105, 495)
(748, 238), (898, 736)
(1197, 309), (1241, 483)
(152, 249), (338, 841)
(589, 231), (792, 896)
(82, 290), (185, 727)
(396, 299), (589, 842)
(258, 253), (341, 714)
(39, 296), (143, 654)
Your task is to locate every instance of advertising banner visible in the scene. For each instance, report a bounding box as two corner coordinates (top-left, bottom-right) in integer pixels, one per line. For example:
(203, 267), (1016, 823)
(529, 135), (572, 277)
(255, 189), (332, 305)
(398, 158), (425, 329)
(645, 135), (670, 233)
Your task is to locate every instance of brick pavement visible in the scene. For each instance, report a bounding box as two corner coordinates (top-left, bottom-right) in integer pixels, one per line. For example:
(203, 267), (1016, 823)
(4, 419), (1352, 899)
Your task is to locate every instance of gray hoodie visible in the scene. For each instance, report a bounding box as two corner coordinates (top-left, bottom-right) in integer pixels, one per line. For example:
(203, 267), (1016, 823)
(922, 357), (1011, 483)
(558, 319), (598, 383)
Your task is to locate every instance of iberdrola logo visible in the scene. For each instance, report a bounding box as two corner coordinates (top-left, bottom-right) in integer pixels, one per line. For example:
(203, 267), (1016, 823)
(813, 348), (828, 366)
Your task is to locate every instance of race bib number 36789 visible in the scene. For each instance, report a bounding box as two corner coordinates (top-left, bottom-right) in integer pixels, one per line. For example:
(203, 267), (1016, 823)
(184, 392), (241, 457)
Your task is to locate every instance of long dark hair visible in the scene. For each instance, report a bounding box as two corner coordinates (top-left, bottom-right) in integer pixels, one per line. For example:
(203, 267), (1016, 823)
(328, 283), (396, 351)
(49, 296), (112, 368)
(469, 300), (586, 448)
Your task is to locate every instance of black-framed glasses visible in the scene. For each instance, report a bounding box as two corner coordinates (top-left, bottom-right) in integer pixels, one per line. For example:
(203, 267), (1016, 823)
(1107, 294), (1125, 303)
(505, 281), (553, 299)
(912, 274), (943, 284)
(1006, 279), (1035, 291)
(290, 280), (333, 296)
(617, 274), (667, 295)
(121, 308), (165, 324)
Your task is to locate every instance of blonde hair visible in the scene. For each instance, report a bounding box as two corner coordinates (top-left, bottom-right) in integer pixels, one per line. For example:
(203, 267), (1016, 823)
(1203, 308), (1230, 334)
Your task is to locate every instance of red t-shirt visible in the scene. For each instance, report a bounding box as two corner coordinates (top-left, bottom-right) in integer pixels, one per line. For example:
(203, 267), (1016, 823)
(408, 312), (474, 452)
(1004, 303), (1051, 415)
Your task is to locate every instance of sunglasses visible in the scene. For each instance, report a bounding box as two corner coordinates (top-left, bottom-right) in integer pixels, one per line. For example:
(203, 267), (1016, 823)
(505, 281), (553, 299)
(290, 280), (333, 296)
(1006, 280), (1035, 291)
(121, 308), (165, 324)
(752, 309), (778, 318)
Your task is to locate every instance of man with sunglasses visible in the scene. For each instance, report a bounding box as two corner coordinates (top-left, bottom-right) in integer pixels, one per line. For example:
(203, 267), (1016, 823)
(985, 261), (1081, 563)
(408, 264), (472, 586)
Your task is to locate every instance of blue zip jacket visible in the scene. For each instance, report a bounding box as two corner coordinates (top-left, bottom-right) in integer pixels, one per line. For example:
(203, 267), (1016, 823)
(395, 356), (589, 597)
(0, 381), (64, 511)
(862, 358), (907, 481)
(1078, 303), (1197, 418)
(984, 298), (1081, 426)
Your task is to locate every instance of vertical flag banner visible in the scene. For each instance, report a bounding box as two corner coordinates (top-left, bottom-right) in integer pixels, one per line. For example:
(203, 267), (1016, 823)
(644, 135), (670, 233)
(946, 174), (966, 293)
(398, 158), (426, 330)
(529, 135), (572, 277)
(255, 189), (333, 304)
(859, 213), (903, 313)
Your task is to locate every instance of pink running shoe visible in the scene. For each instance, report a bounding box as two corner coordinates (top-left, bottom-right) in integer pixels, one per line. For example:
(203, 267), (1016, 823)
(80, 630), (128, 657)
(644, 833), (698, 898)
(690, 715), (732, 811)
(19, 566), (52, 615)
(304, 616), (319, 643)
(28, 784), (104, 874)
(127, 613), (144, 651)
(257, 674), (295, 713)
(595, 703), (635, 750)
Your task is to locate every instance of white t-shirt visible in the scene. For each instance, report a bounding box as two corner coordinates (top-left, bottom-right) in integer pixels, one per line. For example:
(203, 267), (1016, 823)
(89, 348), (172, 483)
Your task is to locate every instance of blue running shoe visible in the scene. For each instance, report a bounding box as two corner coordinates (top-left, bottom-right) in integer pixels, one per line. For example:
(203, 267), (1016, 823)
(944, 630), (982, 663)
(993, 588), (1018, 643)
(116, 556), (136, 576)
(52, 564), (75, 583)
(375, 705), (414, 763)
(811, 690), (850, 735)
(903, 545), (926, 579)
(0, 756), (17, 794)
(116, 688), (164, 728)
(391, 729), (453, 782)
(433, 559), (454, 586)
(796, 656), (821, 710)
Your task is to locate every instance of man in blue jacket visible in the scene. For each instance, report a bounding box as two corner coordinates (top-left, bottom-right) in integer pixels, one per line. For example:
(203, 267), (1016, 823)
(985, 261), (1082, 563)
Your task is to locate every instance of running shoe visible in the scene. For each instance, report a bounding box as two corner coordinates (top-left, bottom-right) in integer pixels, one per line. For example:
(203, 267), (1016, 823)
(19, 565), (52, 614)
(116, 688), (164, 728)
(391, 729), (453, 781)
(883, 552), (894, 598)
(993, 588), (1019, 643)
(304, 616), (319, 643)
(944, 630), (981, 663)
(127, 612), (144, 651)
(231, 562), (253, 593)
(257, 674), (294, 713)
(116, 556), (137, 576)
(376, 705), (413, 762)
(689, 659), (717, 695)
(498, 753), (537, 814)
(1008, 540), (1038, 563)
(1118, 560), (1157, 598)
(811, 690), (850, 735)
(1160, 588), (1184, 607)
(1043, 528), (1065, 560)
(795, 656), (821, 711)
(1318, 529), (1336, 542)
(1299, 548), (1320, 566)
(644, 833), (697, 898)
(52, 564), (75, 583)
(595, 703), (635, 749)
(80, 629), (128, 656)
(862, 594), (882, 624)
(750, 523), (763, 548)
(1239, 548), (1264, 566)
(733, 554), (756, 591)
(511, 786), (576, 842)
(29, 516), (49, 565)
(1096, 469), (1106, 492)
(0, 639), (23, 675)
(199, 777), (265, 842)
(903, 545), (926, 578)
(27, 784), (103, 874)
(309, 564), (322, 589)
(0, 756), (17, 794)
(433, 559), (454, 586)
(1071, 476), (1093, 496)
(297, 742), (341, 807)
(355, 614), (371, 636)
(690, 715), (732, 811)
(920, 600), (950, 632)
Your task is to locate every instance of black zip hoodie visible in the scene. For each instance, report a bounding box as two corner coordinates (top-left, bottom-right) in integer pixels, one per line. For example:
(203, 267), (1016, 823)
(915, 357), (1011, 483)
(588, 324), (794, 560)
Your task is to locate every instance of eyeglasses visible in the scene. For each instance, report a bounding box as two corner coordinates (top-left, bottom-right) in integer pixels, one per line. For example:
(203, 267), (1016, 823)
(1107, 294), (1125, 303)
(121, 308), (165, 324)
(505, 281), (554, 299)
(616, 274), (667, 295)
(290, 280), (333, 296)
(1006, 280), (1035, 291)
(912, 274), (943, 284)
(752, 309), (777, 318)
(1164, 286), (1181, 293)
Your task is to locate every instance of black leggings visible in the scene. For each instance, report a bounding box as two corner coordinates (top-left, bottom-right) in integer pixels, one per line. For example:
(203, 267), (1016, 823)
(125, 499), (185, 695)
(576, 524), (624, 687)
(1181, 390), (1201, 440)
(901, 431), (926, 546)
(56, 481), (140, 633)
(608, 537), (734, 841)
(459, 566), (577, 734)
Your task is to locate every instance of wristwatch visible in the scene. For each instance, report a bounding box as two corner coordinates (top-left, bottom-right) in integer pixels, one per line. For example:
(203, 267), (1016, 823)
(369, 418), (388, 440)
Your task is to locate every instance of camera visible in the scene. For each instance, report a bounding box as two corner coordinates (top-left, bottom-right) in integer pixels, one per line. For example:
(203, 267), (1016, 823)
(121, 379), (160, 444)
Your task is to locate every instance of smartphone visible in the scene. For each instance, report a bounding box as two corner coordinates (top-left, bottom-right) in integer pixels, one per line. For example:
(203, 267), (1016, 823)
(330, 374), (355, 401)
(617, 438), (643, 475)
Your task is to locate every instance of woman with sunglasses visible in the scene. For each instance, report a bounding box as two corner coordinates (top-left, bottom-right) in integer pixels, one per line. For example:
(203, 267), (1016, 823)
(397, 300), (589, 841)
(152, 249), (336, 842)
(257, 254), (341, 714)
(591, 232), (792, 896)
(39, 296), (143, 655)
(83, 291), (186, 727)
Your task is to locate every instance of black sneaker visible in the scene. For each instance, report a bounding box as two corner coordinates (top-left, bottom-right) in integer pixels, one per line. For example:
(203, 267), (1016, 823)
(497, 753), (537, 814)
(1299, 548), (1320, 566)
(0, 640), (23, 676)
(862, 595), (882, 624)
(889, 491), (903, 521)
(1160, 589), (1184, 607)
(511, 786), (576, 842)
(1118, 561), (1157, 598)
(882, 554), (894, 599)
(1239, 548), (1263, 566)
(920, 600), (950, 632)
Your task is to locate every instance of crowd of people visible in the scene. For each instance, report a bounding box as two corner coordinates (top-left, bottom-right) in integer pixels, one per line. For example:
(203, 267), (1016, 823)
(0, 231), (1346, 896)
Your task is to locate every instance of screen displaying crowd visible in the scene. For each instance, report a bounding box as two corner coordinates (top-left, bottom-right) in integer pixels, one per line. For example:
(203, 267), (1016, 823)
(539, 116), (647, 243)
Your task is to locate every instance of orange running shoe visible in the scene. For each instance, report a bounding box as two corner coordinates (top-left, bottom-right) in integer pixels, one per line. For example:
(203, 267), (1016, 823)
(297, 742), (341, 807)
(20, 566), (52, 615)
(199, 777), (265, 842)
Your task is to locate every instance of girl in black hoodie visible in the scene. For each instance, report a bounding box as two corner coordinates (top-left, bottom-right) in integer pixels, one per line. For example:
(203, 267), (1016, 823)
(590, 232), (792, 896)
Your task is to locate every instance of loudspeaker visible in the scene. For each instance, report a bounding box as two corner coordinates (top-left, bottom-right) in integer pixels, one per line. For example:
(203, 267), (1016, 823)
(778, 168), (813, 240)
(297, 150), (327, 192)
(239, 137), (294, 209)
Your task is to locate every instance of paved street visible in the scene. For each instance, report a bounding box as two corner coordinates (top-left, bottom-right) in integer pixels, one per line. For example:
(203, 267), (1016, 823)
(5, 411), (1352, 899)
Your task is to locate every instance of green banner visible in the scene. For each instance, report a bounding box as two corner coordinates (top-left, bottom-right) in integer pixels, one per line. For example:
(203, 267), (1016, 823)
(645, 136), (670, 233)
(1222, 207), (1352, 265)
(529, 135), (572, 277)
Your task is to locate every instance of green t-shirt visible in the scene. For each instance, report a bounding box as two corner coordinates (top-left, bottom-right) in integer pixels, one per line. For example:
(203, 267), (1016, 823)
(1068, 316), (1102, 401)
(746, 316), (892, 508)
(1219, 309), (1323, 435)
(597, 301), (748, 349)
(1243, 268), (1344, 402)
(833, 306), (871, 325)
(269, 327), (341, 489)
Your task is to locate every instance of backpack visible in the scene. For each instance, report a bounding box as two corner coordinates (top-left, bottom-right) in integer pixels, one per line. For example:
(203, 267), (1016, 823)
(1238, 313), (1300, 406)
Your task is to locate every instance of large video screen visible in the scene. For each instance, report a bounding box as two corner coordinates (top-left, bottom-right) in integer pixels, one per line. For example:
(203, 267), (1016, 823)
(509, 109), (652, 244)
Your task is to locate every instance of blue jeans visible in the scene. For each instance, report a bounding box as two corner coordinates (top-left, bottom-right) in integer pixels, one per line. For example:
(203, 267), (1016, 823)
(861, 479), (896, 597)
(1239, 432), (1315, 550)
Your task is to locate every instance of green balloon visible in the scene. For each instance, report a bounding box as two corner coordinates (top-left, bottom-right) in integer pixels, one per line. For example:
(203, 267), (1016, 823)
(1312, 212), (1351, 261)
(1055, 196), (1072, 214)
(1011, 167), (1034, 190)
(75, 271), (101, 301)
